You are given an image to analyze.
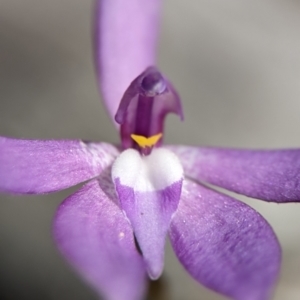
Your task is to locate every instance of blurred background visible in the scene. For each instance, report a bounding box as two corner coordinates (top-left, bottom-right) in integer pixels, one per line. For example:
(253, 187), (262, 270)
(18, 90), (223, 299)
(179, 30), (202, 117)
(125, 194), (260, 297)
(0, 0), (300, 299)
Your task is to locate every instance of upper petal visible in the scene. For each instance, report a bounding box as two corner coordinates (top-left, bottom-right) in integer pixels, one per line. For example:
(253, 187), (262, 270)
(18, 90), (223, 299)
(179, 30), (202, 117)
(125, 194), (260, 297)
(53, 178), (147, 300)
(95, 0), (161, 123)
(0, 137), (119, 194)
(169, 180), (281, 300)
(112, 148), (183, 279)
(169, 146), (300, 202)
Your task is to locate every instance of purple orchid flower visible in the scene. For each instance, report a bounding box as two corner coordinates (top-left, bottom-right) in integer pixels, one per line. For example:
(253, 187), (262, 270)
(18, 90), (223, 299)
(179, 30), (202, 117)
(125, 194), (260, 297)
(0, 1), (299, 299)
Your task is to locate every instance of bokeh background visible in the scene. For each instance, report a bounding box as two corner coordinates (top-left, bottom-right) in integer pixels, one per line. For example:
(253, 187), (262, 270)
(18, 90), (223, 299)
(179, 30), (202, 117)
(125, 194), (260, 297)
(1, 0), (300, 299)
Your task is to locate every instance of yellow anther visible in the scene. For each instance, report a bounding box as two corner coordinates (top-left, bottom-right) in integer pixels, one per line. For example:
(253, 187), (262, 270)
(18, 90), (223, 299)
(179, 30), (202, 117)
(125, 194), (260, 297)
(131, 133), (162, 148)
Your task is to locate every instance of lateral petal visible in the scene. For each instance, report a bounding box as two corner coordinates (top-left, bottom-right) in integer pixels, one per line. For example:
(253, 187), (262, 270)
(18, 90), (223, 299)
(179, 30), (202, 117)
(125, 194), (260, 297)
(0, 137), (118, 194)
(112, 148), (183, 279)
(169, 180), (281, 300)
(169, 145), (300, 202)
(95, 0), (161, 123)
(53, 178), (147, 300)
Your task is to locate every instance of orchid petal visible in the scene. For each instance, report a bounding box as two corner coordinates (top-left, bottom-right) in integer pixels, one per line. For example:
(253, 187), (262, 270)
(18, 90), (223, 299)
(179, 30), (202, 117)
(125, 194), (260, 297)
(96, 0), (161, 123)
(53, 178), (147, 300)
(169, 180), (281, 300)
(169, 146), (300, 202)
(112, 148), (183, 279)
(0, 137), (119, 194)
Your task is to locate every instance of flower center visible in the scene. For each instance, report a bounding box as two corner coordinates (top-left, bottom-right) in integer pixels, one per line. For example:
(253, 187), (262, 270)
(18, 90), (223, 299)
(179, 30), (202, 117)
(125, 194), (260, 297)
(131, 133), (162, 155)
(115, 66), (183, 153)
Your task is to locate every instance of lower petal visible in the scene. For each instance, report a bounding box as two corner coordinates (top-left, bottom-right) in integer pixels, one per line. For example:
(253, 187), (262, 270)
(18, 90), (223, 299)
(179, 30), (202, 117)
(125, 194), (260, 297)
(169, 180), (281, 300)
(53, 178), (147, 300)
(112, 148), (183, 279)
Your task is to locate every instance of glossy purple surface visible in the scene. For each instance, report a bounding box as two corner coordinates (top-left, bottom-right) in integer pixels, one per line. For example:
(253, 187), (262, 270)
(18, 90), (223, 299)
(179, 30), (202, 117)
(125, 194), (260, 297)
(115, 67), (183, 149)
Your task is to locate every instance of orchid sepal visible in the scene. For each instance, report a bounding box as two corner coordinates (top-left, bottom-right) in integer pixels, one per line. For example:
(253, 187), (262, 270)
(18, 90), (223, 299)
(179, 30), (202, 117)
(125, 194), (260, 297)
(53, 178), (148, 300)
(169, 145), (300, 202)
(0, 137), (118, 194)
(96, 0), (162, 125)
(170, 180), (281, 300)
